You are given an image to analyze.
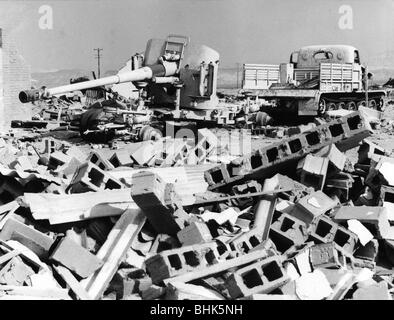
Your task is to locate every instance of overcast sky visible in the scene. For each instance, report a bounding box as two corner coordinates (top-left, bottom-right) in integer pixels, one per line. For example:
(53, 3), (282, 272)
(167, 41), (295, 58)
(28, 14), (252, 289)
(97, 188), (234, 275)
(1, 0), (393, 72)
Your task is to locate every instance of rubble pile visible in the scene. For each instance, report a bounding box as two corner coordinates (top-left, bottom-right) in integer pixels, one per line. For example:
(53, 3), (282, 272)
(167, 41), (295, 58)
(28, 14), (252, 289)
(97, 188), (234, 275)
(0, 110), (393, 300)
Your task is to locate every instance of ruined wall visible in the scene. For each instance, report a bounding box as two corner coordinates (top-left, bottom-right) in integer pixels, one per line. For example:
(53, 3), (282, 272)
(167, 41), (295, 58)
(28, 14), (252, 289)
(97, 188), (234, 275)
(0, 28), (32, 131)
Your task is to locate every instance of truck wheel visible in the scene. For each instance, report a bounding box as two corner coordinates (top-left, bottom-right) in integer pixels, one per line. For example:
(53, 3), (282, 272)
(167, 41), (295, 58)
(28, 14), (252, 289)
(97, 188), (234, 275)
(377, 98), (385, 112)
(255, 111), (271, 126)
(318, 99), (327, 115)
(346, 101), (357, 110)
(337, 102), (346, 109)
(368, 100), (377, 109)
(141, 126), (163, 141)
(138, 125), (150, 140)
(357, 100), (367, 108)
(327, 102), (337, 110)
(80, 107), (104, 134)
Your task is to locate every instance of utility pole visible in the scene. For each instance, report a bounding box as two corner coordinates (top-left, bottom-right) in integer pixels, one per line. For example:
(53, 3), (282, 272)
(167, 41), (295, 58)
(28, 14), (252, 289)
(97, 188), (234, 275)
(236, 62), (240, 89)
(94, 48), (103, 78)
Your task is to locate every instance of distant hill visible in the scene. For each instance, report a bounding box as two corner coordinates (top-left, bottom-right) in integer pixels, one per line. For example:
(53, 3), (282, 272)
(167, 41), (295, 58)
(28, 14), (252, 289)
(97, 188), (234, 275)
(217, 67), (241, 89)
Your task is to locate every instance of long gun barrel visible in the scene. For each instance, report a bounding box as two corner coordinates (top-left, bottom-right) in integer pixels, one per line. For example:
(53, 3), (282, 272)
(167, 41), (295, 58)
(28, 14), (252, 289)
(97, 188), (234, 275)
(19, 62), (178, 103)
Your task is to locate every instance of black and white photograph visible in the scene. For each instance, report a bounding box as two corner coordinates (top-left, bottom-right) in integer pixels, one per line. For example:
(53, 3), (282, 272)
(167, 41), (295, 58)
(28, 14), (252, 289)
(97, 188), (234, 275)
(0, 0), (393, 307)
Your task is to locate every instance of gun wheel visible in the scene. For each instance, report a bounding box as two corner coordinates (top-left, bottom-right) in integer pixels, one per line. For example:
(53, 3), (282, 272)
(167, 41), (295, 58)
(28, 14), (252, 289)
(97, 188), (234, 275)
(318, 99), (327, 115)
(141, 125), (163, 141)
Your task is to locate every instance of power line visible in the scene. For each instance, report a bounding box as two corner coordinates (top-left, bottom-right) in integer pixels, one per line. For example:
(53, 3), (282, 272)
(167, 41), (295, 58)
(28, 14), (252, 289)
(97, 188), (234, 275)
(94, 48), (103, 78)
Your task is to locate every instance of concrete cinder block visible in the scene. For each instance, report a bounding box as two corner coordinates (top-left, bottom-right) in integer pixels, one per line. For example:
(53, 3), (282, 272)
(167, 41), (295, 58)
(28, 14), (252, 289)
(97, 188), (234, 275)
(365, 156), (394, 191)
(309, 242), (341, 269)
(378, 185), (394, 221)
(150, 234), (180, 254)
(50, 237), (103, 278)
(154, 139), (191, 167)
(354, 239), (378, 261)
(204, 163), (232, 187)
(225, 256), (289, 298)
(333, 206), (390, 239)
(309, 215), (358, 254)
(254, 195), (277, 238)
(88, 150), (115, 171)
(291, 190), (338, 225)
(0, 218), (55, 259)
(263, 174), (312, 202)
(55, 157), (82, 178)
(269, 211), (308, 254)
(228, 228), (266, 254)
(130, 141), (156, 165)
(187, 128), (218, 164)
(48, 151), (72, 170)
(314, 144), (347, 173)
(205, 111), (371, 190)
(232, 180), (262, 195)
(68, 162), (124, 193)
(131, 171), (183, 235)
(232, 180), (262, 207)
(325, 173), (354, 200)
(297, 154), (329, 190)
(284, 242), (313, 276)
(145, 242), (223, 284)
(358, 139), (387, 165)
(177, 221), (212, 246)
(109, 149), (133, 168)
(0, 176), (24, 203)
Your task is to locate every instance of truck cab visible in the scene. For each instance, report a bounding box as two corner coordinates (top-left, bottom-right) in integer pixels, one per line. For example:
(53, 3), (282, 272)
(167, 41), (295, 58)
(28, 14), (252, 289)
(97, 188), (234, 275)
(290, 45), (361, 68)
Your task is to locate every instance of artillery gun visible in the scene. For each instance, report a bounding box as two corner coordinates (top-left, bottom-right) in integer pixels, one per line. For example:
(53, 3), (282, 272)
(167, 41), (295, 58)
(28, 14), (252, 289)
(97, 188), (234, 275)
(19, 35), (261, 142)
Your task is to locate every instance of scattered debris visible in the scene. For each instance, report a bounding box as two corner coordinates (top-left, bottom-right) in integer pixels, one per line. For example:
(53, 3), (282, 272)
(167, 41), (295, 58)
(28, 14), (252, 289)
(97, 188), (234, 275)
(0, 106), (391, 301)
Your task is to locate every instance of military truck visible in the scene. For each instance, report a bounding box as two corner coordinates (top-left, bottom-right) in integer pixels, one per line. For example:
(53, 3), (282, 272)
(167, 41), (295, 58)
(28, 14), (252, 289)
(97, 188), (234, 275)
(243, 45), (387, 116)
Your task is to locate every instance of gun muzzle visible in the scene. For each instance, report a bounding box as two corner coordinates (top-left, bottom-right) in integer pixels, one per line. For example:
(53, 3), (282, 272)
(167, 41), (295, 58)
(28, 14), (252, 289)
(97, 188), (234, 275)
(19, 89), (42, 103)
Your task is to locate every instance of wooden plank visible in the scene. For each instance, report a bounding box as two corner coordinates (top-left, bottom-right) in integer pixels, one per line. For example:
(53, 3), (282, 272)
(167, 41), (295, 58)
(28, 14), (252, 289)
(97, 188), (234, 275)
(22, 189), (139, 224)
(0, 250), (19, 265)
(190, 188), (292, 206)
(80, 209), (146, 300)
(163, 249), (271, 285)
(0, 201), (19, 229)
(0, 200), (18, 215)
(53, 265), (91, 300)
(0, 240), (43, 272)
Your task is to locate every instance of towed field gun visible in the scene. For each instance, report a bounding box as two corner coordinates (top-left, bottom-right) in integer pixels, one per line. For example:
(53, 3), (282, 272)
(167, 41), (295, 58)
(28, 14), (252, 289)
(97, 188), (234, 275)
(19, 35), (262, 142)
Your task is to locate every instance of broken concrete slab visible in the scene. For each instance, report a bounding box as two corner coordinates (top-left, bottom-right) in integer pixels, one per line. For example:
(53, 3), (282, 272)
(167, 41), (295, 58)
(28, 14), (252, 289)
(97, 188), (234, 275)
(295, 269), (333, 300)
(352, 281), (391, 300)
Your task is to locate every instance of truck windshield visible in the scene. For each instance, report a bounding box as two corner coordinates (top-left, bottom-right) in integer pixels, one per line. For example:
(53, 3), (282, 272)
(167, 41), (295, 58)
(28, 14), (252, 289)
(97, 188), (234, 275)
(313, 51), (333, 61)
